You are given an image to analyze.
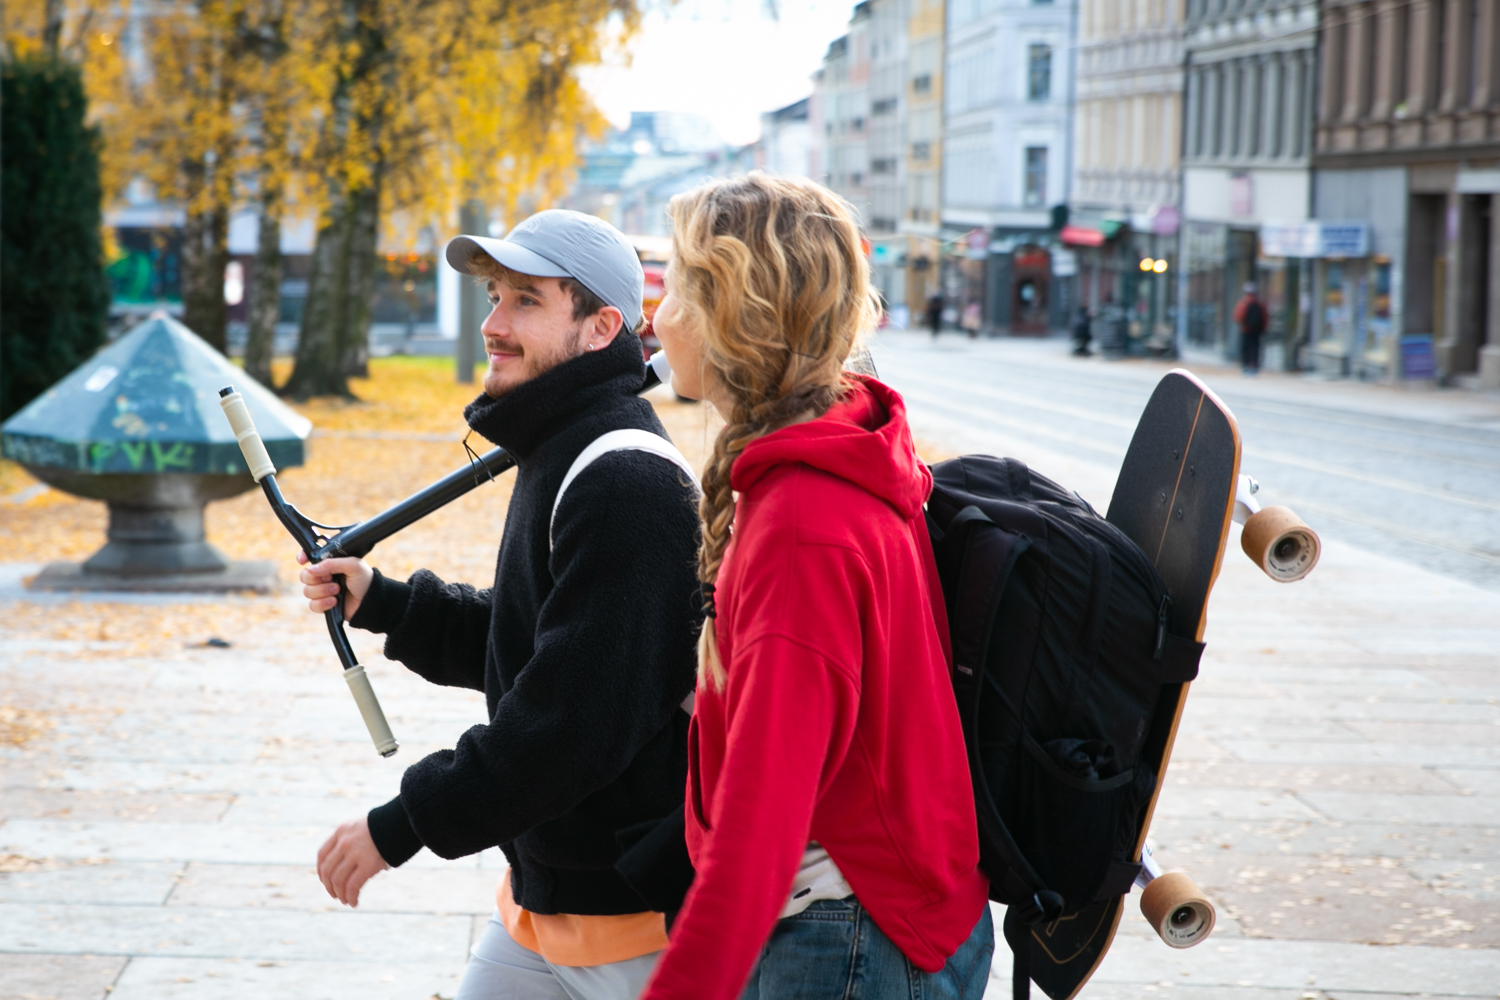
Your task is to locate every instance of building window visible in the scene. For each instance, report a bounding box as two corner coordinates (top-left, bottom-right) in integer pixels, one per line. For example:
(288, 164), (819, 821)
(853, 117), (865, 132)
(1023, 146), (1048, 207)
(912, 74), (932, 94)
(912, 141), (932, 161)
(872, 98), (897, 115)
(1027, 44), (1052, 102)
(851, 171), (864, 186)
(871, 158), (897, 174)
(871, 218), (897, 233)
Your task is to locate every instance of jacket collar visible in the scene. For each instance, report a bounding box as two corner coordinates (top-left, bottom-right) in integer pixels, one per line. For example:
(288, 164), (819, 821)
(463, 330), (646, 461)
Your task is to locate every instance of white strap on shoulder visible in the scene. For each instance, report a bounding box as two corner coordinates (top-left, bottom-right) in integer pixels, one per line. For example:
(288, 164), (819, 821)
(550, 429), (700, 548)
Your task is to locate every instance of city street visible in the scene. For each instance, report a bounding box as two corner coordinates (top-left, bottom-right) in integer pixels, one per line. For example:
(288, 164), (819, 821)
(2, 340), (1499, 1000)
(873, 331), (1500, 592)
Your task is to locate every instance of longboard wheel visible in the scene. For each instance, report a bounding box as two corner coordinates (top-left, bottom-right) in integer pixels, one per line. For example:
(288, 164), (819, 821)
(1140, 871), (1215, 948)
(1241, 505), (1320, 582)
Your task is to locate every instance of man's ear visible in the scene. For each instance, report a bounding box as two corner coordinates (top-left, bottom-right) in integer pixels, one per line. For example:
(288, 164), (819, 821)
(585, 307), (624, 350)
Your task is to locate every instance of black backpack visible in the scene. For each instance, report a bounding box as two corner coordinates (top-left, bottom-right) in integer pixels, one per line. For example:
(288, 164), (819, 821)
(925, 456), (1204, 996)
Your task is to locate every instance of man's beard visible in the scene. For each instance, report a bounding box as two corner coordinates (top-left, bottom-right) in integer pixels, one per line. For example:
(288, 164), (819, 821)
(483, 324), (586, 398)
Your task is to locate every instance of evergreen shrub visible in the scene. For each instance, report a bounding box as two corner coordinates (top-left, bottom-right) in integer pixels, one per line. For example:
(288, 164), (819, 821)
(1, 56), (109, 419)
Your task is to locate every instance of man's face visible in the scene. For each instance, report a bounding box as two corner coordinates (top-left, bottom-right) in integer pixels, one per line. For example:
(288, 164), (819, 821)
(479, 274), (589, 398)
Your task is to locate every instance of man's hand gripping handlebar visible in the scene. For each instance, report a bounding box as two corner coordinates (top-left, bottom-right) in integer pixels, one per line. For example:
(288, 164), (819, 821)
(214, 351), (673, 758)
(217, 386), (400, 757)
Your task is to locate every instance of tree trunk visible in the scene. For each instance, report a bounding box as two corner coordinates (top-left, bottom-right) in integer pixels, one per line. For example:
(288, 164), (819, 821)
(243, 200), (282, 388)
(283, 189), (352, 399)
(43, 0), (63, 54)
(180, 202), (229, 353)
(339, 177), (380, 378)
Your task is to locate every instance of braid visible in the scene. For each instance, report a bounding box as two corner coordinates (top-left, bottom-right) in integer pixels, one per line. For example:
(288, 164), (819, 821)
(670, 173), (879, 689)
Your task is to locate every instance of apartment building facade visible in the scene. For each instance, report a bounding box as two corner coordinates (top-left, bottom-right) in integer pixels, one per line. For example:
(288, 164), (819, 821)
(1313, 0), (1500, 386)
(941, 0), (1078, 334)
(1069, 0), (1185, 352)
(1180, 0), (1319, 366)
(868, 0), (910, 311)
(818, 6), (874, 234)
(902, 0), (946, 313)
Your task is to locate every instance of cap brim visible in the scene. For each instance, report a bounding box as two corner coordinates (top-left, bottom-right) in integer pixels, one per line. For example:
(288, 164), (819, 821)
(445, 235), (572, 279)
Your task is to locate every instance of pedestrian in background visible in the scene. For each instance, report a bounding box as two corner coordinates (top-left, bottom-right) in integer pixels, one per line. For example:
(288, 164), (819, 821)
(1071, 304), (1093, 356)
(925, 291), (944, 338)
(645, 173), (992, 1000)
(961, 299), (982, 338)
(1234, 282), (1266, 375)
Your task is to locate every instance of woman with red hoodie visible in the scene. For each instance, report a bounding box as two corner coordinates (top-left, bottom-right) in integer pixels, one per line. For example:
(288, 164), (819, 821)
(643, 172), (993, 1000)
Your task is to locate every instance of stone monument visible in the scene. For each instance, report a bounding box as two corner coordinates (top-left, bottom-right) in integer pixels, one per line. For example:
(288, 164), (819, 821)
(1, 312), (310, 591)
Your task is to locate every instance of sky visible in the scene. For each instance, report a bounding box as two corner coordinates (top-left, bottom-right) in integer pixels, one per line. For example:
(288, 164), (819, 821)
(579, 0), (859, 147)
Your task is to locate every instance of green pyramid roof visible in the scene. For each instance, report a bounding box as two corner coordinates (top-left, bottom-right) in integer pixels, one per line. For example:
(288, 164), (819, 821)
(2, 313), (309, 475)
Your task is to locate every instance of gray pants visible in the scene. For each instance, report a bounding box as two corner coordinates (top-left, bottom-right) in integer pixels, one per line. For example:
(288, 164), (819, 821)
(456, 910), (661, 1000)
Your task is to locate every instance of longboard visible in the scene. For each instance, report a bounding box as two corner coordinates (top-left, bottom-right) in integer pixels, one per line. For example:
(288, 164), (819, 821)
(1017, 369), (1241, 1000)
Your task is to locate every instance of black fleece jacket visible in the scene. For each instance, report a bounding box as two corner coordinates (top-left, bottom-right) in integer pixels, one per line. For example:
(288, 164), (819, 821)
(351, 331), (702, 915)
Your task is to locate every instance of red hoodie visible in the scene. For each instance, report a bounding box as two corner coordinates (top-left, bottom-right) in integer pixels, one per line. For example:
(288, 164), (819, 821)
(641, 376), (989, 1000)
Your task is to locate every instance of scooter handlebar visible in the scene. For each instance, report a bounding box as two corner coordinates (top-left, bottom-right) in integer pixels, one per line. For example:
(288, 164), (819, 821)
(218, 387), (277, 482)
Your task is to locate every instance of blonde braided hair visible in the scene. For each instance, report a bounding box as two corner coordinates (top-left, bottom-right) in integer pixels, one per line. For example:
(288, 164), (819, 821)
(667, 173), (879, 689)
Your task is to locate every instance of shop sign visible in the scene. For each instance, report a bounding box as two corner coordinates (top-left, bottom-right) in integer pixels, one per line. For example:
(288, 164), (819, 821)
(1185, 221), (1226, 265)
(1051, 248), (1078, 276)
(1229, 174), (1253, 217)
(1149, 205), (1180, 236)
(1401, 335), (1437, 380)
(965, 228), (989, 259)
(1259, 221), (1370, 259)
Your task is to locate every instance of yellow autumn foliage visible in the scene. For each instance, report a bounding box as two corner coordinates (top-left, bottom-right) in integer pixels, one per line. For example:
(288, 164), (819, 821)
(3, 0), (643, 242)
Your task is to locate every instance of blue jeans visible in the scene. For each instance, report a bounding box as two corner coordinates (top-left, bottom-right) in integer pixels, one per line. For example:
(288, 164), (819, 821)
(741, 897), (994, 1000)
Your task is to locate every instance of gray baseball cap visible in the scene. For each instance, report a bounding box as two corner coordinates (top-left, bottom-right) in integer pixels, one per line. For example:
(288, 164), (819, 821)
(445, 210), (644, 331)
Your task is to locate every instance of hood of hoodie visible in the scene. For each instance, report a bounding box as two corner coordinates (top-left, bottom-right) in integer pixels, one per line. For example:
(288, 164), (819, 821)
(730, 375), (931, 519)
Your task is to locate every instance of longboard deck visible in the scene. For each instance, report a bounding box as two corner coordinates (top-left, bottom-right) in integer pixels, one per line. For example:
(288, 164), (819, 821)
(1018, 370), (1241, 1000)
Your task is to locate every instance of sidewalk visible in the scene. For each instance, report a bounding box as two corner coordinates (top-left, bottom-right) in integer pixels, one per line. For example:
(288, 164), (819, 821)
(4, 356), (1499, 999)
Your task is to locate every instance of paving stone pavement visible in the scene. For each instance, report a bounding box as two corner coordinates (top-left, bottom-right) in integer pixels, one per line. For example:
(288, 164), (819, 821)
(5, 346), (1500, 1000)
(1, 563), (496, 1000)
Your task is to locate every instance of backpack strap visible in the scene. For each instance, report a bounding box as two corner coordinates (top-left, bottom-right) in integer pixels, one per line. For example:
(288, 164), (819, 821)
(944, 507), (1066, 927)
(551, 429), (699, 720)
(549, 428), (699, 549)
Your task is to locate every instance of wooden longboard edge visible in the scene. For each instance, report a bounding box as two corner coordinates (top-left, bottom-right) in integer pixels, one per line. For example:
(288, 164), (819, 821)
(1163, 368), (1243, 645)
(1059, 369), (1243, 1000)
(1059, 903), (1125, 1000)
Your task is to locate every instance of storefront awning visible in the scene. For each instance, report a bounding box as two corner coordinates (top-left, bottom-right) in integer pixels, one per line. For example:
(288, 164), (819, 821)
(1060, 225), (1105, 247)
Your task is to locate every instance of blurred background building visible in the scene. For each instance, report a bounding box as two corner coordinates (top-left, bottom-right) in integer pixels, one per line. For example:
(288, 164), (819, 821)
(1313, 0), (1500, 388)
(940, 0), (1078, 336)
(901, 0), (946, 318)
(1180, 0), (1319, 370)
(1068, 0), (1185, 356)
(86, 0), (1500, 385)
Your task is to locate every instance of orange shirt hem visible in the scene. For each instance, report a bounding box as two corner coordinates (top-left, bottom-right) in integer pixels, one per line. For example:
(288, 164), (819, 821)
(496, 869), (668, 967)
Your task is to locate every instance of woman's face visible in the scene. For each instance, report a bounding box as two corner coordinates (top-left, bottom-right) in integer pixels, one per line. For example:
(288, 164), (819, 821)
(652, 262), (706, 401)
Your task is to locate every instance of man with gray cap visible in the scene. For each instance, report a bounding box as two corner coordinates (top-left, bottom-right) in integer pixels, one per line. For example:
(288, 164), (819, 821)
(299, 210), (701, 998)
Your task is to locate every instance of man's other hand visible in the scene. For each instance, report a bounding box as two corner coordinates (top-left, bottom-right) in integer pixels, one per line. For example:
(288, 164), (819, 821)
(298, 552), (374, 620)
(316, 816), (389, 907)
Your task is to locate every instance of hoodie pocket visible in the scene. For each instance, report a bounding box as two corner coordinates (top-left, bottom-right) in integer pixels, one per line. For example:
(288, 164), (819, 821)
(686, 716), (711, 832)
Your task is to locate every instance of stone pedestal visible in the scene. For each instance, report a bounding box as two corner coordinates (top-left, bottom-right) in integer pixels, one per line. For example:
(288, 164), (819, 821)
(18, 468), (278, 593)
